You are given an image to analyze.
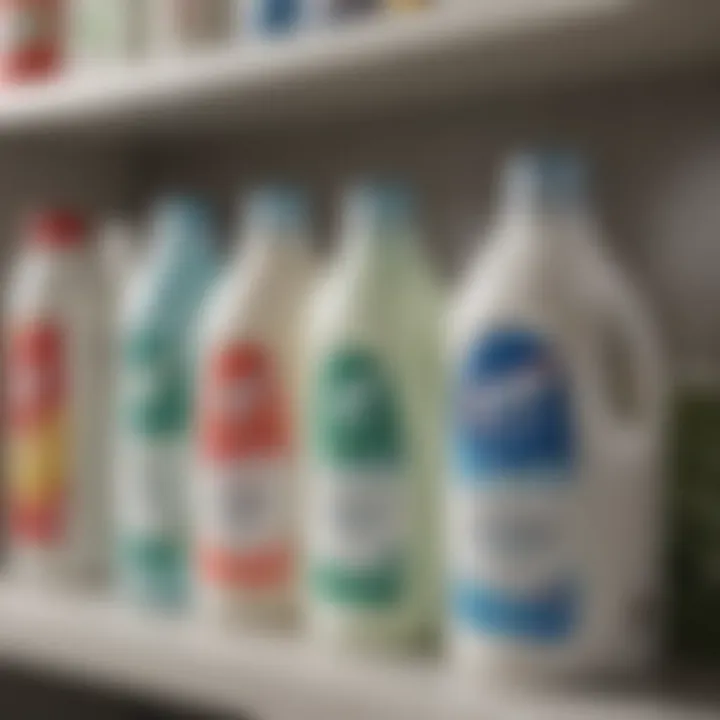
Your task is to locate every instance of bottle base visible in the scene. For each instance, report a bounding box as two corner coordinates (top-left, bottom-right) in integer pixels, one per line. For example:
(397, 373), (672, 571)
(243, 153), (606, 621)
(195, 587), (297, 632)
(308, 608), (429, 657)
(450, 632), (659, 690)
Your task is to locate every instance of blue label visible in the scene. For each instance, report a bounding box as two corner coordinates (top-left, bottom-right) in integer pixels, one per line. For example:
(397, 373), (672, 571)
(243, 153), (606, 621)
(452, 581), (578, 642)
(453, 329), (574, 478)
(450, 328), (579, 643)
(248, 0), (302, 34)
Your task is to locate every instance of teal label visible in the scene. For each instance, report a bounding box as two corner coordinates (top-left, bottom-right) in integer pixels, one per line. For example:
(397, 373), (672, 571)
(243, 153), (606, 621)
(118, 535), (187, 610)
(117, 328), (192, 608)
(121, 330), (190, 437)
(309, 349), (406, 607)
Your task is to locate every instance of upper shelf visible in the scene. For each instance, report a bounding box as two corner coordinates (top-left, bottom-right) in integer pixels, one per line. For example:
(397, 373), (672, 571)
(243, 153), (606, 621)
(0, 0), (719, 139)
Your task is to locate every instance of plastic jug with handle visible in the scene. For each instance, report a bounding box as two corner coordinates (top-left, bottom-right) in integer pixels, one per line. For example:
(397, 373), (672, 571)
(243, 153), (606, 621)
(447, 151), (666, 682)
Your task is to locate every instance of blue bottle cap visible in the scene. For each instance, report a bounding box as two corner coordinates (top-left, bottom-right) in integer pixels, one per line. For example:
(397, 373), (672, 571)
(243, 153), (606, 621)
(244, 185), (311, 240)
(149, 195), (218, 323)
(504, 150), (590, 206)
(152, 195), (216, 245)
(344, 180), (418, 237)
(247, 0), (302, 35)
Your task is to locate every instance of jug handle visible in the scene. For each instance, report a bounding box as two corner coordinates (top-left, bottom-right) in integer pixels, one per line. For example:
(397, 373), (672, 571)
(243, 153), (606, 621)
(584, 273), (669, 662)
(588, 275), (667, 468)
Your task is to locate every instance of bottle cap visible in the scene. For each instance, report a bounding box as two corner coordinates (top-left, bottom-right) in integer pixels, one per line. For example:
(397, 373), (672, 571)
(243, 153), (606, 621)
(153, 195), (215, 234)
(150, 195), (220, 255)
(504, 150), (589, 206)
(27, 209), (87, 249)
(344, 180), (418, 237)
(244, 185), (311, 241)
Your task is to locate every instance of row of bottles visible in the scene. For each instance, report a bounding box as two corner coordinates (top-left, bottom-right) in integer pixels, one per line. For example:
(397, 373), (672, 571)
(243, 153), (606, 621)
(5, 151), (666, 681)
(0, 0), (431, 84)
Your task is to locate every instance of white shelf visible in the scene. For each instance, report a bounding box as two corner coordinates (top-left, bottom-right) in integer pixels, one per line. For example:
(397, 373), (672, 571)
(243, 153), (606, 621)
(0, 582), (715, 720)
(0, 0), (719, 138)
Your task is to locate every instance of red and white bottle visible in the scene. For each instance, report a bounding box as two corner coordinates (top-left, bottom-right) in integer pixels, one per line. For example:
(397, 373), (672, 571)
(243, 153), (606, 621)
(0, 0), (64, 83)
(193, 186), (315, 627)
(5, 209), (109, 586)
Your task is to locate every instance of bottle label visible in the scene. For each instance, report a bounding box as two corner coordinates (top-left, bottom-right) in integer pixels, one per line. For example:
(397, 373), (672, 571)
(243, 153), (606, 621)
(7, 323), (69, 545)
(450, 328), (579, 642)
(117, 329), (191, 586)
(0, 1), (60, 72)
(116, 439), (188, 537)
(121, 329), (190, 437)
(197, 344), (292, 591)
(309, 349), (406, 607)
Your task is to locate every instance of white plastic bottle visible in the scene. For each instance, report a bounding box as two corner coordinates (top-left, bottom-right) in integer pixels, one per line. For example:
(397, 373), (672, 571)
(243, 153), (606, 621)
(304, 182), (441, 653)
(68, 0), (148, 72)
(193, 186), (315, 627)
(99, 218), (138, 293)
(115, 197), (217, 610)
(447, 151), (666, 682)
(5, 210), (109, 587)
(148, 0), (233, 57)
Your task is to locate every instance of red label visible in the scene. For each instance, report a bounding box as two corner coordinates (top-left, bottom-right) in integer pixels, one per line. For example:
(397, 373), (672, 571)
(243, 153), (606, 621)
(197, 343), (293, 591)
(7, 323), (68, 544)
(198, 547), (292, 589)
(200, 344), (290, 462)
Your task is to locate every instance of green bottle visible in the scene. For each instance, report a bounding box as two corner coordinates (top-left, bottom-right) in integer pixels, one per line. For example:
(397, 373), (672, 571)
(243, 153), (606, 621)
(304, 182), (442, 653)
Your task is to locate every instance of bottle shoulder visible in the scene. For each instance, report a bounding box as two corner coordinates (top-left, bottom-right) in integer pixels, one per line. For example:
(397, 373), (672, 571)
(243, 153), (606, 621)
(7, 251), (101, 321)
(448, 216), (621, 347)
(199, 251), (314, 347)
(306, 271), (423, 366)
(121, 251), (216, 333)
(448, 242), (543, 351)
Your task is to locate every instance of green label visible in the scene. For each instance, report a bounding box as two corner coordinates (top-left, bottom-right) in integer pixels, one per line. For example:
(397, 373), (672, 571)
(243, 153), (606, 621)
(309, 349), (406, 608)
(121, 330), (190, 437)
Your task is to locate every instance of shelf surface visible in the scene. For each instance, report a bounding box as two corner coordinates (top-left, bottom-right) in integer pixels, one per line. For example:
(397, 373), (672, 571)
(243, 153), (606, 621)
(0, 581), (716, 720)
(0, 0), (719, 138)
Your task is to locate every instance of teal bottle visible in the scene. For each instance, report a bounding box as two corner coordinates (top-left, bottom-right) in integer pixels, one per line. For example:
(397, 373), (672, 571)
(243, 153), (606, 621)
(115, 197), (218, 610)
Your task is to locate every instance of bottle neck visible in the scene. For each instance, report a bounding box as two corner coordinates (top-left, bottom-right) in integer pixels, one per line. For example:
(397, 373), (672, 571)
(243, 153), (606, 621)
(498, 182), (595, 250)
(149, 198), (215, 267)
(154, 228), (203, 261)
(234, 228), (308, 273)
(334, 227), (417, 325)
(498, 151), (595, 254)
(148, 220), (217, 317)
(28, 243), (87, 268)
(343, 223), (414, 276)
(481, 197), (601, 304)
(519, 201), (589, 234)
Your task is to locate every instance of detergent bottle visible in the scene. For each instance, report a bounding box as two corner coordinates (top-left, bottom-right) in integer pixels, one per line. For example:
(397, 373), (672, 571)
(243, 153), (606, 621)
(6, 209), (109, 586)
(304, 182), (441, 653)
(448, 151), (666, 681)
(194, 186), (315, 627)
(115, 196), (217, 610)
